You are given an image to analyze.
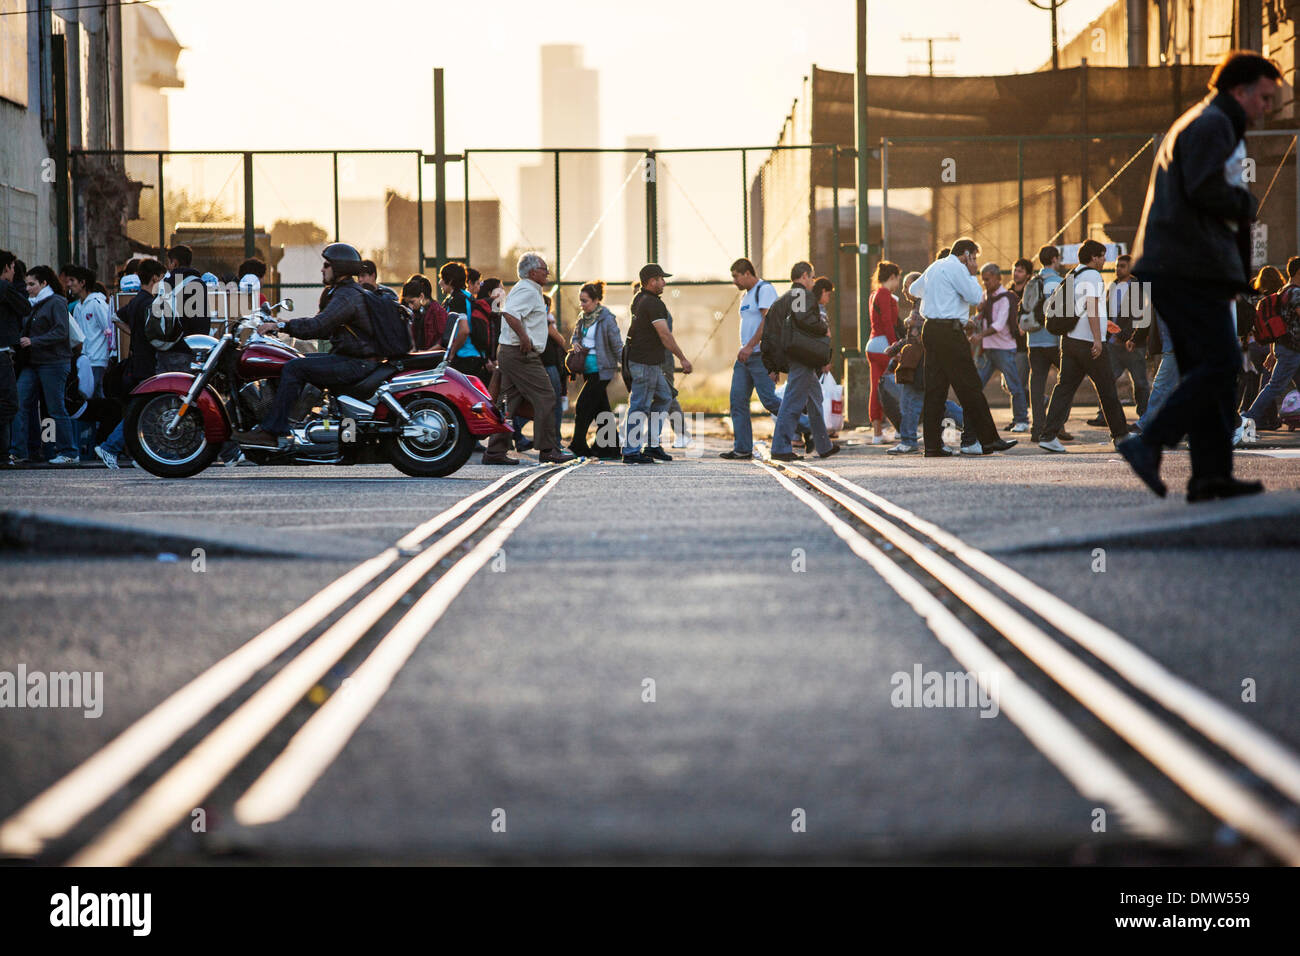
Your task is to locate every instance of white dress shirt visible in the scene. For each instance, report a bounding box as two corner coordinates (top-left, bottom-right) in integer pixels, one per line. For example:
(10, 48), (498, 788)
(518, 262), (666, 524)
(913, 255), (983, 319)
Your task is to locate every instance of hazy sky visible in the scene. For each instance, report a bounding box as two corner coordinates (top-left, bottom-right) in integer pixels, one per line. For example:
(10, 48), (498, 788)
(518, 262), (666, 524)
(155, 0), (1116, 152)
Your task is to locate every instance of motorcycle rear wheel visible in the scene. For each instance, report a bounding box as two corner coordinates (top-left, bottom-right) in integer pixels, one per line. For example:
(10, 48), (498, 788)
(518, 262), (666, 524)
(381, 395), (473, 477)
(123, 393), (220, 478)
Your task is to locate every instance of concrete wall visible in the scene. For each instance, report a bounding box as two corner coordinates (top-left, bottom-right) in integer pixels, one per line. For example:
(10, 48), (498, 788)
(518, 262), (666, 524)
(0, 10), (56, 268)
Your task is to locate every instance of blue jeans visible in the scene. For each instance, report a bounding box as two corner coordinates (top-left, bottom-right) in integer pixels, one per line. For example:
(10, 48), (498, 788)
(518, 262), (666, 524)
(1137, 321), (1178, 433)
(1107, 340), (1151, 416)
(729, 352), (782, 454)
(976, 347), (1028, 424)
(899, 382), (963, 445)
(101, 419), (127, 456)
(623, 361), (672, 454)
(1245, 341), (1300, 423)
(772, 361), (832, 455)
(11, 363), (77, 459)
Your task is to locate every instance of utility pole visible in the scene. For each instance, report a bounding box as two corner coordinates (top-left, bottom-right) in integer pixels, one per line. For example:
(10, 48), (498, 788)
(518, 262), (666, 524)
(1027, 0), (1070, 70)
(901, 34), (958, 77)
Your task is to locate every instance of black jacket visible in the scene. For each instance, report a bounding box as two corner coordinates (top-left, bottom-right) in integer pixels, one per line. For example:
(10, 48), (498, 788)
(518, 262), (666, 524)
(1131, 91), (1256, 292)
(283, 280), (380, 358)
(0, 277), (30, 350)
(23, 292), (72, 365)
(118, 290), (158, 387)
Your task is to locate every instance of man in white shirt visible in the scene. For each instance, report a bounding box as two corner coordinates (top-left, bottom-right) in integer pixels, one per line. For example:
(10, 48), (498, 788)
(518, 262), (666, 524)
(915, 237), (1017, 457)
(1038, 240), (1130, 451)
(721, 257), (781, 459)
(482, 252), (575, 465)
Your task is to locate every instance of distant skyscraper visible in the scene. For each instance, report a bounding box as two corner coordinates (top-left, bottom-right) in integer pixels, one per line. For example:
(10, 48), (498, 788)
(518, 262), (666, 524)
(519, 44), (602, 283)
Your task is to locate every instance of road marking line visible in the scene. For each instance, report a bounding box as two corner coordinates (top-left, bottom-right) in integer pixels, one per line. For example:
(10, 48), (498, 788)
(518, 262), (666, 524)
(771, 462), (1300, 863)
(0, 469), (536, 858)
(754, 462), (1179, 843)
(234, 466), (577, 825)
(806, 464), (1300, 809)
(68, 464), (578, 866)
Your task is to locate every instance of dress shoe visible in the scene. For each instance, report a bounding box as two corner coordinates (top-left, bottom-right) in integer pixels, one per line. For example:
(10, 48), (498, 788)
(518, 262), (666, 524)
(623, 452), (656, 464)
(539, 449), (577, 464)
(981, 438), (1018, 454)
(1116, 434), (1166, 498)
(818, 443), (842, 459)
(1186, 476), (1264, 503)
(1086, 415), (1107, 427)
(481, 455), (520, 465)
(514, 436), (534, 452)
(232, 428), (284, 449)
(646, 446), (673, 461)
(772, 452), (803, 461)
(719, 450), (753, 460)
(923, 448), (954, 457)
(1057, 429), (1075, 441)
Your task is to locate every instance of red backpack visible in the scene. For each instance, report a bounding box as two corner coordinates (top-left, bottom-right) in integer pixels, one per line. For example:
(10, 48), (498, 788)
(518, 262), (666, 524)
(1253, 288), (1288, 343)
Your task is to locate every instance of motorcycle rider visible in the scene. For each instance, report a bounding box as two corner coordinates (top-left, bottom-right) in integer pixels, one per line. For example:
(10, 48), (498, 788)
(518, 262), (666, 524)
(231, 242), (381, 449)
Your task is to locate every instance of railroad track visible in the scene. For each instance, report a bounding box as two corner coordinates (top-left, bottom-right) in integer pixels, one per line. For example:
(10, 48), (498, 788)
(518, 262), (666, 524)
(0, 461), (584, 866)
(756, 457), (1300, 865)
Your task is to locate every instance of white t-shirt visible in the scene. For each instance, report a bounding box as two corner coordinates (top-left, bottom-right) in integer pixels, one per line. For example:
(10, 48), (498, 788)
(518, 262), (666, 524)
(1068, 267), (1107, 343)
(739, 280), (778, 350)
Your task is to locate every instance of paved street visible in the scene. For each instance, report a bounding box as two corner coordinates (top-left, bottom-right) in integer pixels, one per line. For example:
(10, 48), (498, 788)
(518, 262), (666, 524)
(2, 413), (1299, 864)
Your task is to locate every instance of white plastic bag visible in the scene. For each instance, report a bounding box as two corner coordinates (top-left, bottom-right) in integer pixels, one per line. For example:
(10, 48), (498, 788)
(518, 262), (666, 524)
(821, 372), (844, 433)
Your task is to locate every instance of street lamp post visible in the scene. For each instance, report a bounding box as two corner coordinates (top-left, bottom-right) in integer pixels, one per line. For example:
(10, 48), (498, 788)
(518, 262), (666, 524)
(1027, 0), (1070, 70)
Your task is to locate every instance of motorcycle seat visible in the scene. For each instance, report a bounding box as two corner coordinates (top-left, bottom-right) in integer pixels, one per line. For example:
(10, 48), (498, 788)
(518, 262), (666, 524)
(336, 350), (448, 400)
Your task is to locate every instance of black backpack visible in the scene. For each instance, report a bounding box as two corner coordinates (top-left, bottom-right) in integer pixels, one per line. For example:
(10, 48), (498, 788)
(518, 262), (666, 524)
(1043, 266), (1088, 337)
(760, 286), (794, 374)
(357, 286), (415, 357)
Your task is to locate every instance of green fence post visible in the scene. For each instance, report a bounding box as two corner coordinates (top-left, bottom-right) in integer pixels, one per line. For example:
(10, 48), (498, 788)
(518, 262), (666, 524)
(646, 149), (658, 264)
(880, 137), (889, 261)
(416, 150), (425, 277)
(243, 152), (255, 258)
(832, 146), (842, 378)
(463, 152), (471, 268)
(157, 152), (165, 252)
(332, 152), (340, 242)
(742, 149), (749, 260)
(554, 150), (561, 295)
(1017, 138), (1024, 260)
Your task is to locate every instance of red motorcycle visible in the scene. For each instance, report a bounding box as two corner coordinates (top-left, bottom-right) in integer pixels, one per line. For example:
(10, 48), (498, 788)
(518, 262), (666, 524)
(122, 300), (511, 478)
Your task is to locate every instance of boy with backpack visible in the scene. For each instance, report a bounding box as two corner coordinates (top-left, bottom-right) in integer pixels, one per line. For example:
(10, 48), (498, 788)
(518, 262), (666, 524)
(1036, 240), (1129, 452)
(1018, 245), (1073, 444)
(1236, 255), (1300, 444)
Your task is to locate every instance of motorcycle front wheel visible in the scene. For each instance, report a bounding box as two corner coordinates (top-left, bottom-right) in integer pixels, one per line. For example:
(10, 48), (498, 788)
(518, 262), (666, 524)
(123, 393), (220, 478)
(381, 394), (473, 477)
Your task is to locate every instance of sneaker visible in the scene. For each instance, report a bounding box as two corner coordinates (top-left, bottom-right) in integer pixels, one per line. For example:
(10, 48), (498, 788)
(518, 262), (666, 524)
(887, 442), (919, 455)
(223, 450), (247, 467)
(48, 455), (77, 465)
(719, 450), (752, 460)
(871, 434), (886, 445)
(960, 441), (983, 455)
(94, 445), (120, 470)
(1038, 437), (1068, 453)
(646, 446), (673, 461)
(672, 434), (691, 449)
(622, 452), (655, 464)
(1009, 422), (1029, 433)
(1233, 417), (1257, 447)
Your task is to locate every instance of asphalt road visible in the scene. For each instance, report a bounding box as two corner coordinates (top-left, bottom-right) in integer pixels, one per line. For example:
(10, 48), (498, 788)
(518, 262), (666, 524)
(2, 414), (1298, 864)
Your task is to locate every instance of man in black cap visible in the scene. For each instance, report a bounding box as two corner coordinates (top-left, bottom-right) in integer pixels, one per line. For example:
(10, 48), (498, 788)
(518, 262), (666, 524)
(622, 264), (692, 464)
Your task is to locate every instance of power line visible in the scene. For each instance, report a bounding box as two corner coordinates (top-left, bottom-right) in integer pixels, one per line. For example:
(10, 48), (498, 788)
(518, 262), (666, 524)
(0, 1), (160, 17)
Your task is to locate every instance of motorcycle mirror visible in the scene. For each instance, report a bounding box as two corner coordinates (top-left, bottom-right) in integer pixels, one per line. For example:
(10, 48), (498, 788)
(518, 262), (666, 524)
(283, 298), (294, 312)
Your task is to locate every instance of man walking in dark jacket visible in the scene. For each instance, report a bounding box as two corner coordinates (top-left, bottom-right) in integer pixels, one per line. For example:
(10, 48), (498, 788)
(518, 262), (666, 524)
(771, 274), (840, 461)
(1119, 51), (1283, 502)
(233, 243), (381, 449)
(0, 250), (30, 463)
